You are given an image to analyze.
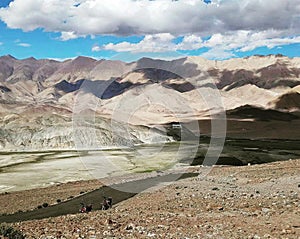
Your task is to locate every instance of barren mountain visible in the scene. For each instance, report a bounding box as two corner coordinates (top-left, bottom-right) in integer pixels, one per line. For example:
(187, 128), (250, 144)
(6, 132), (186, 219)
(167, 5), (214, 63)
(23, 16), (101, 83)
(0, 54), (300, 149)
(268, 85), (300, 111)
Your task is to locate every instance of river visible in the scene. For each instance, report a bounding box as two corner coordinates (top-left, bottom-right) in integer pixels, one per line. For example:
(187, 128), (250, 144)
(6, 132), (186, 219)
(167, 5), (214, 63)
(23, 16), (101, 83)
(0, 138), (299, 193)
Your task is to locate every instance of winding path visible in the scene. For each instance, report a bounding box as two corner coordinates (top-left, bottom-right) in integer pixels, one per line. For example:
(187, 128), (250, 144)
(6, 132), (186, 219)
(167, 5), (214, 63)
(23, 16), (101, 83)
(0, 173), (196, 223)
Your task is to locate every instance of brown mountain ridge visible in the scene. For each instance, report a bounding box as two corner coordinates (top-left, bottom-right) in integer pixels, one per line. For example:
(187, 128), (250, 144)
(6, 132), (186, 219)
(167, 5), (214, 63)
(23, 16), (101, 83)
(0, 54), (300, 149)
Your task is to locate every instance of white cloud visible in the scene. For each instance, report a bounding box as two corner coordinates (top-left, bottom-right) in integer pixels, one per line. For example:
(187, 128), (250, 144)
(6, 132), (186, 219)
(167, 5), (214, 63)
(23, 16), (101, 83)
(2, 0), (300, 59)
(59, 31), (83, 41)
(92, 45), (101, 52)
(17, 42), (31, 47)
(200, 48), (236, 60)
(0, 42), (3, 46)
(177, 35), (203, 50)
(102, 33), (177, 52)
(238, 34), (300, 52)
(96, 30), (300, 59)
(99, 33), (204, 52)
(0, 0), (299, 37)
(202, 30), (300, 52)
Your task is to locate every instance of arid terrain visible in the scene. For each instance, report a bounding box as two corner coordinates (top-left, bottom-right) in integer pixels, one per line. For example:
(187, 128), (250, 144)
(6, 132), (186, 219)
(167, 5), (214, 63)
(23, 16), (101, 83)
(0, 0), (300, 236)
(0, 55), (300, 151)
(0, 159), (298, 238)
(0, 55), (300, 238)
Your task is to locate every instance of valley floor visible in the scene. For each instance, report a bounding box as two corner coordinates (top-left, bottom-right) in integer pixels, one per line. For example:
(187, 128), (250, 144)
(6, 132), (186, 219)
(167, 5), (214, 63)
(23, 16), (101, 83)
(1, 159), (300, 238)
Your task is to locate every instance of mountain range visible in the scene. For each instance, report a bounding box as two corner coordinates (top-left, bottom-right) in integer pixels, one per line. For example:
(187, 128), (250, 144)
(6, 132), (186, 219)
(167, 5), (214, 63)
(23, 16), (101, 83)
(0, 54), (299, 150)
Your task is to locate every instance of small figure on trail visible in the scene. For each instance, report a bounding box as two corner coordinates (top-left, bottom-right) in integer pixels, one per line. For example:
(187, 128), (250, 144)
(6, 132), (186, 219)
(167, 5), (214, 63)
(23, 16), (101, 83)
(79, 202), (86, 213)
(102, 197), (109, 210)
(107, 197), (113, 208)
(86, 204), (93, 212)
(102, 196), (111, 210)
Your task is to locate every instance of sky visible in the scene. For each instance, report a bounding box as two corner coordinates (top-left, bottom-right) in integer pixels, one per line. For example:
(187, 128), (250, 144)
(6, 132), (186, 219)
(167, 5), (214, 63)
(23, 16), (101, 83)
(0, 0), (299, 62)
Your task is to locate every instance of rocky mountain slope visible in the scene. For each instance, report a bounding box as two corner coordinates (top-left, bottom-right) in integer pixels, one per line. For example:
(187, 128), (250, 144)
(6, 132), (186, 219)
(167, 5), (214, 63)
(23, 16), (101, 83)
(5, 159), (300, 238)
(0, 54), (299, 150)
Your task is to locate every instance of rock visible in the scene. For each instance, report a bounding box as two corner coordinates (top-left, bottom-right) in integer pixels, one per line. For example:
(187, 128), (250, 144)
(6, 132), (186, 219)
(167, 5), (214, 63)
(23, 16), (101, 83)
(125, 223), (135, 230)
(261, 208), (270, 214)
(136, 226), (146, 234)
(147, 232), (156, 237)
(107, 219), (113, 225)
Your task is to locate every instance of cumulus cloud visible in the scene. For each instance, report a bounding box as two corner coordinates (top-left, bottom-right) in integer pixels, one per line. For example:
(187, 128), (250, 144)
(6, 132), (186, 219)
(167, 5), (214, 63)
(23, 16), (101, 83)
(60, 31), (83, 41)
(0, 0), (299, 37)
(200, 48), (235, 60)
(238, 33), (300, 52)
(98, 30), (300, 59)
(92, 45), (101, 52)
(100, 33), (204, 52)
(1, 0), (300, 59)
(202, 30), (300, 53)
(102, 33), (177, 52)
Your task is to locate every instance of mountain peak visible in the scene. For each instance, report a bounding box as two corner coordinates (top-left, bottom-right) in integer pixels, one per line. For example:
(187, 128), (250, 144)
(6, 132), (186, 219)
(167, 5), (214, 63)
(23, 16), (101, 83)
(0, 54), (17, 61)
(22, 56), (37, 62)
(72, 56), (97, 63)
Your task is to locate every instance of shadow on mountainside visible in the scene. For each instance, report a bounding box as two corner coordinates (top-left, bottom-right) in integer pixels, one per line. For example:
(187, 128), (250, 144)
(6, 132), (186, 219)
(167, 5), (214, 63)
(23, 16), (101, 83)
(54, 58), (202, 100)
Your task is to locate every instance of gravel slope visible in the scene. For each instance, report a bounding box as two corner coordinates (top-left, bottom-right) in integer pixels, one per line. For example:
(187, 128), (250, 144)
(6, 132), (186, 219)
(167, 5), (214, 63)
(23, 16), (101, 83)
(2, 159), (298, 238)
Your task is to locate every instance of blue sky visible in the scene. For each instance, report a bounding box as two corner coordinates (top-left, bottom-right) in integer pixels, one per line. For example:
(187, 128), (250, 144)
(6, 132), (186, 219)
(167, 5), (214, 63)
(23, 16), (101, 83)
(0, 0), (299, 62)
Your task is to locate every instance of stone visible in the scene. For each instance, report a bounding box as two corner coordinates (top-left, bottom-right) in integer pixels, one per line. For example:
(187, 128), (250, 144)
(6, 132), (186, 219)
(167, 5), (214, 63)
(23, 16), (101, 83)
(261, 208), (270, 213)
(125, 223), (135, 230)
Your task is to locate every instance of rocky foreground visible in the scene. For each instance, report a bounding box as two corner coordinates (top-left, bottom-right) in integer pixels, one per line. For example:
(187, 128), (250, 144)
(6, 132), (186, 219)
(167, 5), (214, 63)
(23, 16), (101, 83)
(1, 159), (299, 238)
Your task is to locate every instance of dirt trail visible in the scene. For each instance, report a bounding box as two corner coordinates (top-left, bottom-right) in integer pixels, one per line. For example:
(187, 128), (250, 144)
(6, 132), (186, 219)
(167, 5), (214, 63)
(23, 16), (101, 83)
(0, 173), (196, 223)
